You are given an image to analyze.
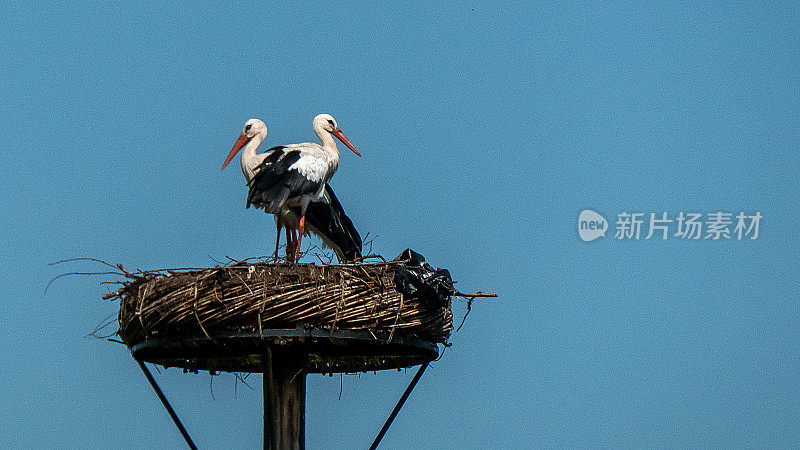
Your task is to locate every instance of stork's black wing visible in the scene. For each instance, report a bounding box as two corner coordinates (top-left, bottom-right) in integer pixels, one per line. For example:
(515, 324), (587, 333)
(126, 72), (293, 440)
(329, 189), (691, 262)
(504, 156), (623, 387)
(303, 184), (363, 262)
(246, 146), (322, 213)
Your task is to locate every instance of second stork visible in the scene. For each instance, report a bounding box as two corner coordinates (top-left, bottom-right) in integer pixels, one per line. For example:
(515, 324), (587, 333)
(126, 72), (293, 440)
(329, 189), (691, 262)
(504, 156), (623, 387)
(222, 114), (363, 262)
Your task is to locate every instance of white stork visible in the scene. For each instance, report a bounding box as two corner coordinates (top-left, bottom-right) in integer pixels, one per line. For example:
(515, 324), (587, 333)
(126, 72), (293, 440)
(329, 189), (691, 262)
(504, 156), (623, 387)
(221, 115), (362, 262)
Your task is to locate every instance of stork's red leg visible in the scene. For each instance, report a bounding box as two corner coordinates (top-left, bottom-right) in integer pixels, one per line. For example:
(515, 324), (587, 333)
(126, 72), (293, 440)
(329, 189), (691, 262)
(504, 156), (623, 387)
(292, 228), (300, 262)
(273, 216), (283, 261)
(285, 225), (294, 259)
(295, 215), (306, 263)
(294, 214), (306, 262)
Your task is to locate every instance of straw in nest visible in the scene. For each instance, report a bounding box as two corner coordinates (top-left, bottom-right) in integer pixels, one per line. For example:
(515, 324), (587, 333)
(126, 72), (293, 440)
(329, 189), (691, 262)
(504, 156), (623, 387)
(116, 259), (455, 348)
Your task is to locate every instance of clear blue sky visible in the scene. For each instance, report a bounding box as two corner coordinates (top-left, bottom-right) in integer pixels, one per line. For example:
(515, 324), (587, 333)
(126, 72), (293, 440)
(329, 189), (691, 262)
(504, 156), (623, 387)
(2, 2), (798, 448)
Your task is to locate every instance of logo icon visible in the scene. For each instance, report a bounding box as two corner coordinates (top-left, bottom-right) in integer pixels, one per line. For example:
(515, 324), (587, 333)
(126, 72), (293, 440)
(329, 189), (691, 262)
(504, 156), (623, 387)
(578, 209), (607, 241)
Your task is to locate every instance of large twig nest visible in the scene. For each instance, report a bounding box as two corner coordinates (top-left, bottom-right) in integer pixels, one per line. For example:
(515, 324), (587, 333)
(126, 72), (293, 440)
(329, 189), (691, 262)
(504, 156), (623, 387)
(116, 258), (455, 348)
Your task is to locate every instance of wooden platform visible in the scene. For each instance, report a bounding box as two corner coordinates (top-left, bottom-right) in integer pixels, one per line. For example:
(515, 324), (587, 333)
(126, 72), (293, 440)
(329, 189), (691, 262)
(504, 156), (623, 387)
(130, 327), (438, 374)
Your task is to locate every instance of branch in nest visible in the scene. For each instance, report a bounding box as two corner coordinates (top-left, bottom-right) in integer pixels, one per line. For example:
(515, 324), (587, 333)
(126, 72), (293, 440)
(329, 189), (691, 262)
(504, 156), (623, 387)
(452, 290), (498, 299)
(452, 291), (497, 333)
(45, 271), (128, 295)
(455, 298), (473, 332)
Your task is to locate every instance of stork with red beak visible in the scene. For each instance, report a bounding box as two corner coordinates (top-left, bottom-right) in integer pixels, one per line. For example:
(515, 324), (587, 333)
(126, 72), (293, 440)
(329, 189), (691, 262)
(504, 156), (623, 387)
(222, 115), (362, 262)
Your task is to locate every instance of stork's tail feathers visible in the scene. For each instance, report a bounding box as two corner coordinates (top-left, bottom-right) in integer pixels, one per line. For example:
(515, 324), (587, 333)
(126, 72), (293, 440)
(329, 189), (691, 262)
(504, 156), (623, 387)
(304, 185), (362, 262)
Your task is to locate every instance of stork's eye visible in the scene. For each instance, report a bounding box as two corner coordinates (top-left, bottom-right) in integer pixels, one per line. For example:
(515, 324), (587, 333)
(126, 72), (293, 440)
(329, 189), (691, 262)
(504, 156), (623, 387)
(245, 124), (252, 132)
(328, 120), (334, 126)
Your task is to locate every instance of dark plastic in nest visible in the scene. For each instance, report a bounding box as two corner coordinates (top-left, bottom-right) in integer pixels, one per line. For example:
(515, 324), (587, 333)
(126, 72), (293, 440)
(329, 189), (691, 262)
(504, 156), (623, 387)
(393, 249), (455, 309)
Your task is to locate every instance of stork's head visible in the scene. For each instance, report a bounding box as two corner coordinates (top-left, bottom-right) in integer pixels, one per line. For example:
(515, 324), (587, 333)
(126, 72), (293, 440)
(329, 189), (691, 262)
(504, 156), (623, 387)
(313, 113), (337, 133)
(242, 118), (267, 138)
(313, 113), (361, 157)
(222, 118), (267, 171)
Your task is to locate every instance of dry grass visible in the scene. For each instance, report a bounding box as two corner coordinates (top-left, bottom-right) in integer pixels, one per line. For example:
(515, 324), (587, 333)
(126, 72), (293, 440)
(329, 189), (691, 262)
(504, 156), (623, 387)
(114, 261), (454, 347)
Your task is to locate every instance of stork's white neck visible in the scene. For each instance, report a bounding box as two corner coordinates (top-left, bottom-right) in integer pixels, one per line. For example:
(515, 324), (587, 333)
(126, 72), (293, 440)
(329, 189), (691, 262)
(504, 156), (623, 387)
(239, 133), (266, 182)
(315, 127), (340, 160)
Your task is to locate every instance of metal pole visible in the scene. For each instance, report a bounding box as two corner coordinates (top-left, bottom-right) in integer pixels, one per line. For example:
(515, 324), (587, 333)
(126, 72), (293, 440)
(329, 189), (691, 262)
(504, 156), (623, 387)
(264, 346), (306, 450)
(135, 359), (197, 450)
(369, 362), (429, 450)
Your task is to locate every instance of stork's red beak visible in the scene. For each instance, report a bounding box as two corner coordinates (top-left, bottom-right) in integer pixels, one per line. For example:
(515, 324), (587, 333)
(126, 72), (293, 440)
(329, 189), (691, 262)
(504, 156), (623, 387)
(331, 128), (361, 157)
(222, 134), (252, 171)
